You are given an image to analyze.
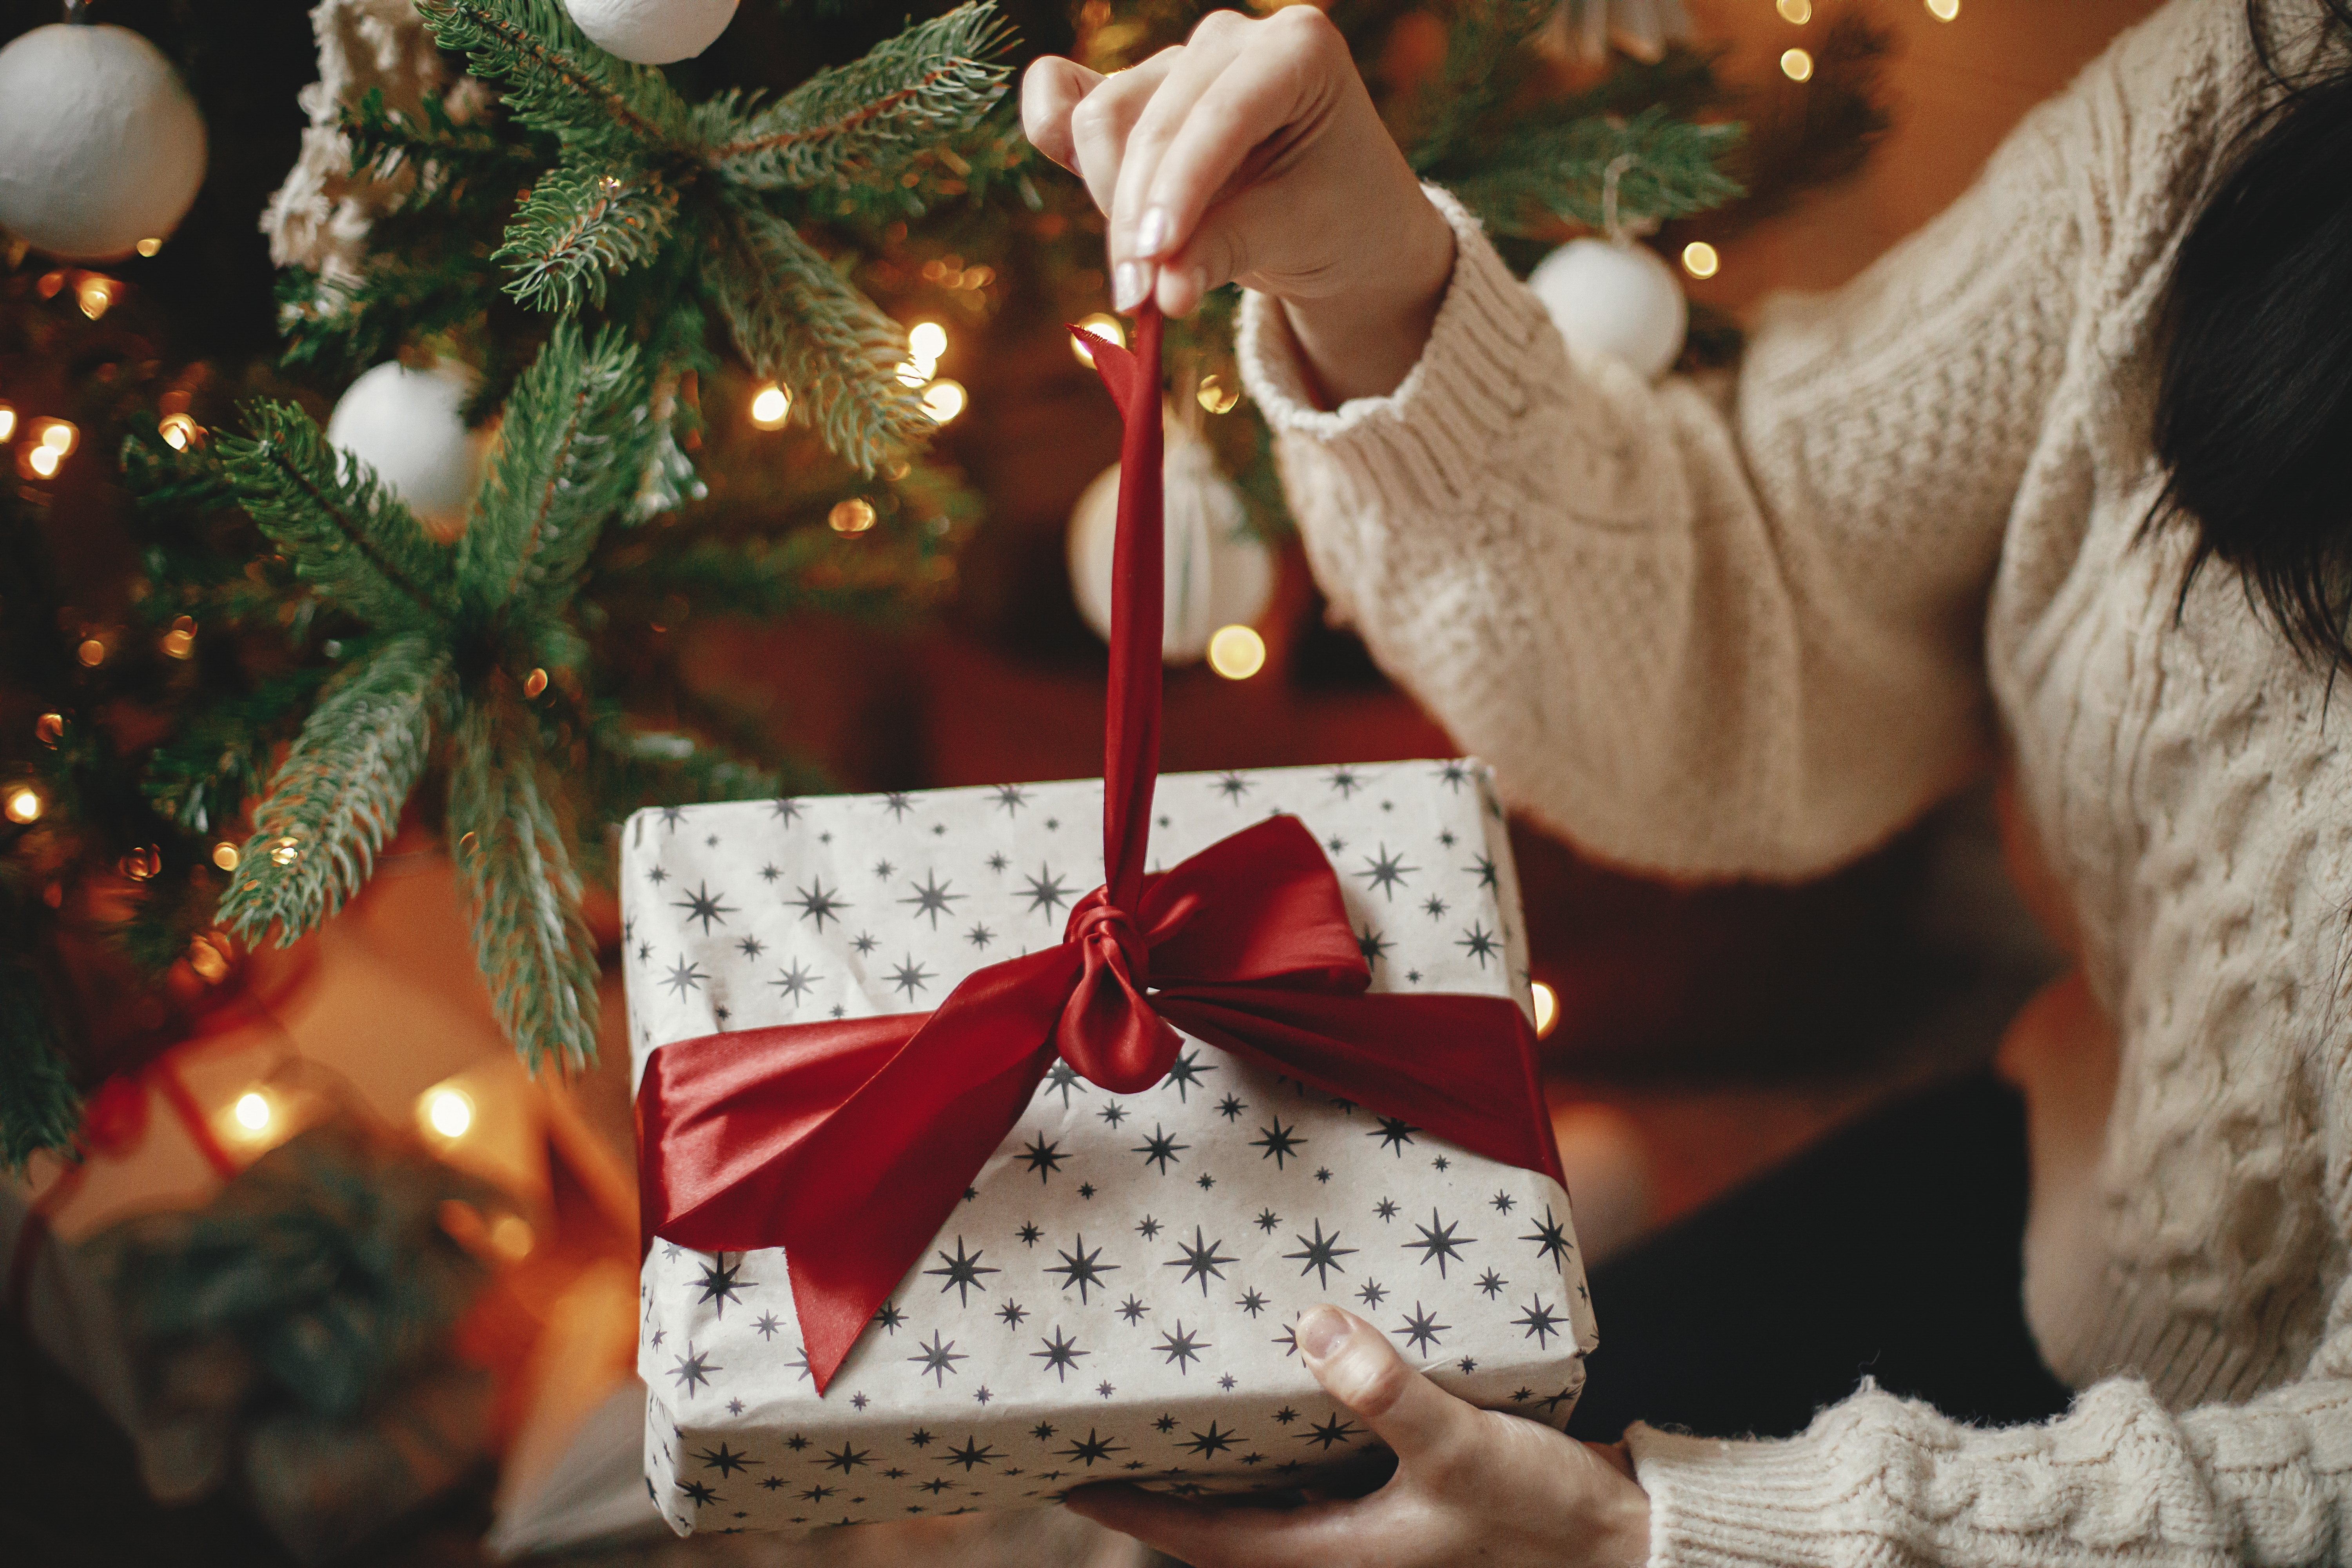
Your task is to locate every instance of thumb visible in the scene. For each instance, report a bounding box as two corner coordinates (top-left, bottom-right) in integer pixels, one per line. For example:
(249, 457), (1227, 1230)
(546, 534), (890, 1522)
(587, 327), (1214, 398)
(1296, 1305), (1483, 1469)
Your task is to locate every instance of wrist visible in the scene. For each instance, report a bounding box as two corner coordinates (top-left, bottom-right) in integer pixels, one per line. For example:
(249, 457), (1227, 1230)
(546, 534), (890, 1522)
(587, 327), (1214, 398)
(1279, 189), (1456, 406)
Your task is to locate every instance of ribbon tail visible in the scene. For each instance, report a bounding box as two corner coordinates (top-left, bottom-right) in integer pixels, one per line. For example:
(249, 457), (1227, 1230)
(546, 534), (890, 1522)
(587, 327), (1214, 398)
(1156, 990), (1566, 1188)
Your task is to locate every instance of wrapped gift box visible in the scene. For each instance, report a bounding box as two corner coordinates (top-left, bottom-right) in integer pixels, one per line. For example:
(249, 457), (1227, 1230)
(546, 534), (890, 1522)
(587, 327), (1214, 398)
(624, 762), (1593, 1532)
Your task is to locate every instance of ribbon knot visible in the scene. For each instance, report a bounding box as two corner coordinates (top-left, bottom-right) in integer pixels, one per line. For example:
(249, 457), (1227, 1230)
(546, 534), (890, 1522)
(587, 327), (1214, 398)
(1056, 889), (1180, 1096)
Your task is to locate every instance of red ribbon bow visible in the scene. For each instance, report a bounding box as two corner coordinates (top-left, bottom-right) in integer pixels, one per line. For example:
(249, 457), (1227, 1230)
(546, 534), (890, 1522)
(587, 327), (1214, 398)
(636, 309), (1563, 1391)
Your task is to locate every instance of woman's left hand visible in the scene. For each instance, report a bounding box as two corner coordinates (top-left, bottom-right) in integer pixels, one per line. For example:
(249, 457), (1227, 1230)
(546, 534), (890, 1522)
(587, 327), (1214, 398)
(1063, 1305), (1650, 1567)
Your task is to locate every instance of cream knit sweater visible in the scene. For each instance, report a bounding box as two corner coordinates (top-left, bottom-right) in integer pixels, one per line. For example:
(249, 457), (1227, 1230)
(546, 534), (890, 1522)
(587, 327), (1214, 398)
(1235, 0), (2352, 1562)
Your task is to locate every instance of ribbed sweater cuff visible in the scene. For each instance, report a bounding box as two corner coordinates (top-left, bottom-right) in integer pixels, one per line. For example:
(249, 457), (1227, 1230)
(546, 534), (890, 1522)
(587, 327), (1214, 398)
(1234, 183), (1556, 516)
(1626, 1422), (1857, 1568)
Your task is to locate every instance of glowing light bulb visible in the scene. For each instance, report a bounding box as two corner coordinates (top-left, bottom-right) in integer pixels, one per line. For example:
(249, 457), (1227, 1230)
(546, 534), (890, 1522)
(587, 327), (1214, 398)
(920, 379), (966, 424)
(829, 498), (877, 535)
(895, 359), (928, 387)
(749, 382), (792, 429)
(522, 666), (549, 699)
(212, 842), (240, 870)
(1780, 47), (1814, 81)
(1776, 0), (1811, 18)
(1681, 241), (1721, 279)
(269, 836), (302, 866)
(1072, 312), (1125, 367)
(425, 1087), (474, 1139)
(40, 421), (76, 455)
(34, 713), (63, 746)
(489, 1214), (536, 1260)
(1207, 624), (1267, 681)
(1532, 981), (1561, 1039)
(234, 1091), (272, 1132)
(908, 321), (947, 365)
(0, 406), (15, 441)
(76, 637), (103, 666)
(1197, 373), (1240, 415)
(159, 412), (198, 451)
(137, 238), (163, 258)
(4, 786), (41, 824)
(1925, 0), (1959, 17)
(27, 446), (60, 479)
(76, 277), (114, 319)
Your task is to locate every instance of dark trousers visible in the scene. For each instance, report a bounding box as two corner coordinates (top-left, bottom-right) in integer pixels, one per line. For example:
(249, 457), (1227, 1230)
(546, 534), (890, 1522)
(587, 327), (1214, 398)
(1564, 1071), (2076, 1444)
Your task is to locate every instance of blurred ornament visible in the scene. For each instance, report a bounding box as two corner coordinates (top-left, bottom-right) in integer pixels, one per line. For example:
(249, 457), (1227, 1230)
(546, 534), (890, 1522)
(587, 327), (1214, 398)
(1068, 430), (1275, 666)
(565, 0), (738, 64)
(1528, 238), (1687, 380)
(0, 22), (207, 261)
(1543, 0), (1692, 65)
(326, 362), (488, 540)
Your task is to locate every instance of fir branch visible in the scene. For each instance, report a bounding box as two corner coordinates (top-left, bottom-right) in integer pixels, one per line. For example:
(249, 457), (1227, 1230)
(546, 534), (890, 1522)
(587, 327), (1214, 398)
(705, 3), (1012, 192)
(0, 958), (80, 1172)
(447, 700), (599, 1072)
(1440, 107), (1744, 238)
(142, 666), (336, 838)
(342, 86), (524, 186)
(218, 635), (452, 947)
(497, 160), (682, 313)
(462, 321), (653, 617)
(416, 0), (692, 156)
(710, 197), (929, 473)
(1402, 0), (1556, 174)
(215, 404), (465, 630)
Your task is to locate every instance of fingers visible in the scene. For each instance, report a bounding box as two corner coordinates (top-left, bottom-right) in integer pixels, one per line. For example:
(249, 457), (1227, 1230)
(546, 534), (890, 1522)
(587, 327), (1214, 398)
(1104, 10), (1255, 302)
(1065, 49), (1182, 257)
(1020, 56), (1103, 176)
(1297, 1305), (1483, 1470)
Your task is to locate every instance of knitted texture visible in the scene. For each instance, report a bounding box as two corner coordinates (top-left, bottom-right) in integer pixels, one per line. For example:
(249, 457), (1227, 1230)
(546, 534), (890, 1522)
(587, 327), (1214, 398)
(1236, 0), (2352, 1562)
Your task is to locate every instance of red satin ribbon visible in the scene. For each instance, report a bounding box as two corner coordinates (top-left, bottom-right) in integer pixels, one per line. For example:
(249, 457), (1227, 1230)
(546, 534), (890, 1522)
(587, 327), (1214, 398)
(636, 309), (1564, 1392)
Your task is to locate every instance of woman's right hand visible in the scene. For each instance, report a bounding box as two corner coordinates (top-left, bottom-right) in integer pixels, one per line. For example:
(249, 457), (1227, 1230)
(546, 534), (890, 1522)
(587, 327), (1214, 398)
(1020, 7), (1457, 403)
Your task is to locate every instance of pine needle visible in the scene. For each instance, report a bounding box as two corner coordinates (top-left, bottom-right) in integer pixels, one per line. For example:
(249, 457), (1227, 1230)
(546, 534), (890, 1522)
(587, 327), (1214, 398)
(497, 161), (682, 312)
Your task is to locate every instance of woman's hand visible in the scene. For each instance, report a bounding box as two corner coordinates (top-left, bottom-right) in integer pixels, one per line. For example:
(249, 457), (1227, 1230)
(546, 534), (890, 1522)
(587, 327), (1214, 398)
(1063, 1305), (1651, 1568)
(1021, 7), (1456, 403)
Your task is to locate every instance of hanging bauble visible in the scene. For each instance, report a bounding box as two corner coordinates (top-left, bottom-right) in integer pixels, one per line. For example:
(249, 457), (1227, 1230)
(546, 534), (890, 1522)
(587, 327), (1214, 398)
(326, 362), (488, 542)
(564, 0), (738, 64)
(1068, 433), (1275, 666)
(0, 23), (207, 263)
(1526, 237), (1687, 382)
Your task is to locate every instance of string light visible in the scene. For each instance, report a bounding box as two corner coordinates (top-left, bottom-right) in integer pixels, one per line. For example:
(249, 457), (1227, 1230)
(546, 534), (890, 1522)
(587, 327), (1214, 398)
(4, 786), (41, 824)
(908, 320), (947, 371)
(26, 446), (60, 479)
(34, 713), (63, 746)
(76, 637), (105, 667)
(828, 498), (877, 534)
(233, 1091), (272, 1133)
(894, 358), (928, 387)
(1072, 312), (1125, 367)
(1197, 374), (1241, 415)
(76, 277), (114, 319)
(136, 237), (163, 258)
(38, 420), (75, 455)
(1206, 624), (1266, 681)
(0, 405), (15, 441)
(1925, 0), (1959, 16)
(120, 844), (162, 881)
(212, 841), (240, 870)
(1681, 241), (1721, 279)
(160, 616), (196, 659)
(749, 381), (792, 429)
(523, 666), (549, 698)
(187, 933), (231, 983)
(920, 379), (966, 423)
(1532, 981), (1560, 1038)
(423, 1087), (474, 1139)
(269, 836), (302, 866)
(1780, 47), (1814, 81)
(159, 412), (199, 450)
(1775, 0), (1811, 19)
(488, 1214), (535, 1260)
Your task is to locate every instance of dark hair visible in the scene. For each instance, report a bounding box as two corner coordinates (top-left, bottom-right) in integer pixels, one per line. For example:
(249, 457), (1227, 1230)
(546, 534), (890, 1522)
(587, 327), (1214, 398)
(2151, 0), (2352, 670)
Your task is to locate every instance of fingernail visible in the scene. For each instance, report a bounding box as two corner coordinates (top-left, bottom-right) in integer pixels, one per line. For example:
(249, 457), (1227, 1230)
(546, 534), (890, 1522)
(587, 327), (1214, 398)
(1113, 261), (1149, 312)
(1135, 205), (1172, 257)
(1298, 1306), (1352, 1363)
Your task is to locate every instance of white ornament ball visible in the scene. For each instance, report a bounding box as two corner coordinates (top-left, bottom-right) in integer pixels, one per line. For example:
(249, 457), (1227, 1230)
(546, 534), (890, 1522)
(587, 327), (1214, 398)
(1526, 237), (1688, 382)
(0, 24), (207, 263)
(1068, 436), (1276, 666)
(565, 0), (739, 64)
(327, 362), (490, 541)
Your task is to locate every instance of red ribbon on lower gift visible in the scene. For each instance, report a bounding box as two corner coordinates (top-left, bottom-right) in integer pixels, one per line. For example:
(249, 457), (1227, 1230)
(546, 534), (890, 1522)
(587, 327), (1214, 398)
(636, 308), (1565, 1393)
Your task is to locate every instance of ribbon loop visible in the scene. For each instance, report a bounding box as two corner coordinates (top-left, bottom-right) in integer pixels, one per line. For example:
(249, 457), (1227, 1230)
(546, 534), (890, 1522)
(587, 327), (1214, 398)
(1054, 889), (1180, 1094)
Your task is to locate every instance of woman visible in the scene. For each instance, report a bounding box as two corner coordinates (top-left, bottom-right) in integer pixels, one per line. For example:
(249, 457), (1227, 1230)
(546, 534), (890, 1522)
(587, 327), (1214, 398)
(1022, 0), (2352, 1563)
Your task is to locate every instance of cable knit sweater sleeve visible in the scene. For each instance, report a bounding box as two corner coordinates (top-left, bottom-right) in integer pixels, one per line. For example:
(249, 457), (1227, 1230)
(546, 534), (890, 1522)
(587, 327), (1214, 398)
(1235, 65), (2090, 880)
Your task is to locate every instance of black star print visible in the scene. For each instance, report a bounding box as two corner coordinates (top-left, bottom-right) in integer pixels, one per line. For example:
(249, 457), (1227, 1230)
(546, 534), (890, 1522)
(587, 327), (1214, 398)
(712, 1003), (731, 1025)
(1059, 1429), (1127, 1467)
(873, 1302), (907, 1333)
(736, 934), (765, 959)
(1491, 1190), (1518, 1214)
(661, 956), (708, 999)
(1468, 853), (1500, 891)
(770, 960), (817, 1004)
(1116, 1294), (1151, 1325)
(754, 1313), (782, 1339)
(916, 1477), (953, 1495)
(851, 1391), (869, 1410)
(1163, 1047), (1212, 1100)
(1313, 1166), (1333, 1183)
(944, 1439), (998, 1471)
(1214, 1094), (1247, 1122)
(1032, 1421), (1058, 1441)
(1250, 1116), (1307, 1169)
(1284, 1220), (1358, 1289)
(1043, 1059), (1087, 1108)
(966, 923), (994, 949)
(1133, 1123), (1188, 1173)
(769, 797), (804, 826)
(905, 1429), (933, 1449)
(791, 879), (847, 930)
(851, 931), (878, 955)
(908, 1332), (966, 1386)
(1422, 894), (1449, 920)
(1018, 1134), (1066, 1183)
(1405, 1209), (1477, 1277)
(1180, 1421), (1240, 1459)
(991, 784), (1028, 814)
(1406, 969), (1422, 984)
(697, 1443), (757, 1477)
(1356, 1279), (1388, 1308)
(1356, 844), (1416, 901)
(637, 940), (651, 961)
(881, 793), (915, 820)
(986, 851), (1009, 873)
(1459, 1356), (1479, 1374)
(996, 1299), (1028, 1328)
(1327, 835), (1347, 854)
(1457, 923), (1498, 967)
(1398, 1303), (1451, 1355)
(1167, 1227), (1238, 1295)
(1022, 866), (1073, 919)
(1476, 1269), (1508, 1298)
(899, 869), (964, 928)
(673, 880), (735, 934)
(1135, 1214), (1162, 1240)
(1254, 1207), (1282, 1233)
(887, 955), (932, 1000)
(1046, 1235), (1118, 1302)
(696, 1256), (752, 1317)
(1302, 1415), (1363, 1450)
(679, 1478), (720, 1506)
(1514, 1295), (1566, 1348)
(1017, 1222), (1044, 1245)
(1376, 1198), (1401, 1221)
(646, 865), (669, 886)
(670, 1347), (720, 1396)
(924, 1238), (999, 1305)
(1098, 1099), (1128, 1126)
(1196, 1172), (1216, 1190)
(1214, 772), (1252, 803)
(1521, 1205), (1573, 1269)
(1370, 1116), (1420, 1154)
(1031, 1327), (1089, 1382)
(1156, 1322), (1210, 1374)
(1355, 926), (1391, 971)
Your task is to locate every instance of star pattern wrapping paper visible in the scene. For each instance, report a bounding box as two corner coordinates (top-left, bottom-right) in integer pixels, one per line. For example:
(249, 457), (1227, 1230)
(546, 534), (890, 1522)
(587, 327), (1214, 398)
(623, 760), (1595, 1533)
